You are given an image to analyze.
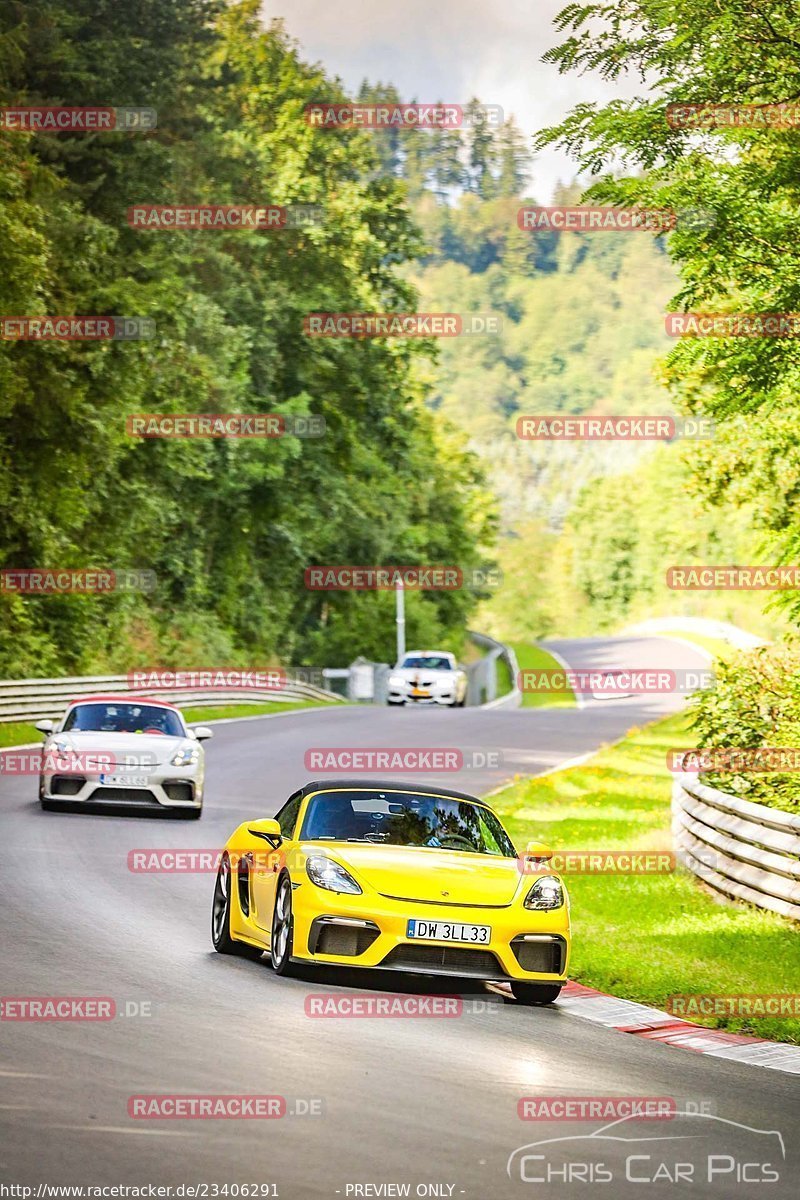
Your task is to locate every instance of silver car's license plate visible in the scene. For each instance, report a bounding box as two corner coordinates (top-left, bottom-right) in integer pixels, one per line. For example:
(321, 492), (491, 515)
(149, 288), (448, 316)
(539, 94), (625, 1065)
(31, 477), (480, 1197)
(407, 919), (490, 944)
(100, 773), (149, 787)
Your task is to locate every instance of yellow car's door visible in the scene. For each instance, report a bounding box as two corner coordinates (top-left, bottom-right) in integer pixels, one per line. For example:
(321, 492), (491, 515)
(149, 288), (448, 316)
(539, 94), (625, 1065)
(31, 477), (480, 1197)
(249, 846), (282, 933)
(249, 792), (304, 933)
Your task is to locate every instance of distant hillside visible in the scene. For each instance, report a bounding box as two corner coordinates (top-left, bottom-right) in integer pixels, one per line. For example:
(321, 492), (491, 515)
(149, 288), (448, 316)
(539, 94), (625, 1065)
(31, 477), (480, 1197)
(409, 188), (679, 530)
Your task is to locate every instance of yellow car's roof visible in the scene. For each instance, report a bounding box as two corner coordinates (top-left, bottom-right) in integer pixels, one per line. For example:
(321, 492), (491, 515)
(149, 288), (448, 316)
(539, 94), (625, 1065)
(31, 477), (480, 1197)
(299, 778), (492, 808)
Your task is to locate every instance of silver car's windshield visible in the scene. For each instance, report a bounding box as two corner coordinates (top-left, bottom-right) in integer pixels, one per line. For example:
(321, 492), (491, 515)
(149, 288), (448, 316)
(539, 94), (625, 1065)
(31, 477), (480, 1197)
(63, 703), (185, 736)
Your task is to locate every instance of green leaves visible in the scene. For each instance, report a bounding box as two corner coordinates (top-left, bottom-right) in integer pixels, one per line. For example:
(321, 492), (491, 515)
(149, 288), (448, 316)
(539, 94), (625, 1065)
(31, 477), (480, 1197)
(0, 0), (492, 674)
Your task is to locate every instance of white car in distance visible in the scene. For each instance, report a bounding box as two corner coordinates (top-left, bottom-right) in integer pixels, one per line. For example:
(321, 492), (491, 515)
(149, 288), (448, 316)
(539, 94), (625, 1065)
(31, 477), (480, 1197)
(387, 651), (468, 707)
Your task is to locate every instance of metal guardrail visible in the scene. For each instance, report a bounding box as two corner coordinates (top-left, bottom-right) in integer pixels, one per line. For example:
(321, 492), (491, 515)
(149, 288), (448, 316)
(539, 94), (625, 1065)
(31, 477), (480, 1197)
(0, 633), (520, 722)
(0, 673), (345, 723)
(672, 772), (800, 922)
(466, 631), (522, 709)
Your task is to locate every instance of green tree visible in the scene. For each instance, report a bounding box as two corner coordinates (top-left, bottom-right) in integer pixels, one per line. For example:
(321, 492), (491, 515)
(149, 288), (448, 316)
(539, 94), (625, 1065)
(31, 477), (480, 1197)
(537, 0), (800, 621)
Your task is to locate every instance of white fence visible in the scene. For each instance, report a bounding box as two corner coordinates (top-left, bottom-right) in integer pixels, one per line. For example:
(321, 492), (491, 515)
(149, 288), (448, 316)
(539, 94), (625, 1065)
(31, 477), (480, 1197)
(0, 672), (344, 724)
(672, 773), (800, 922)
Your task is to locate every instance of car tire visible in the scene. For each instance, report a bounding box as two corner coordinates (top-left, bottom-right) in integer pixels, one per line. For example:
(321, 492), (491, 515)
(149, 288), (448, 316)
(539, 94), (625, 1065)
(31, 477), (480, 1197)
(270, 875), (295, 975)
(510, 982), (562, 1005)
(211, 852), (263, 959)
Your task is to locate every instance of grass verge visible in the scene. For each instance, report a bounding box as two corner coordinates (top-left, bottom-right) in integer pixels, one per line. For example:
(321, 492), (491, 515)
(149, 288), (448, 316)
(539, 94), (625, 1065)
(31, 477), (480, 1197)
(511, 642), (576, 709)
(491, 711), (800, 1043)
(181, 700), (335, 723)
(0, 700), (340, 749)
(652, 628), (743, 664)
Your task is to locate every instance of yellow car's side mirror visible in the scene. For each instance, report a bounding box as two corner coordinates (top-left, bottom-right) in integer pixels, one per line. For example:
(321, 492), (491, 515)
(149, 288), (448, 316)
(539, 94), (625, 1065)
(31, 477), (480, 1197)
(248, 818), (283, 848)
(523, 839), (553, 860)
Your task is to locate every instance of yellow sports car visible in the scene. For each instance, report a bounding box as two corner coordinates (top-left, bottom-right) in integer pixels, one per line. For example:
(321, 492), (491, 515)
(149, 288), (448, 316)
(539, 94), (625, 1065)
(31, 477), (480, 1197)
(212, 779), (570, 1004)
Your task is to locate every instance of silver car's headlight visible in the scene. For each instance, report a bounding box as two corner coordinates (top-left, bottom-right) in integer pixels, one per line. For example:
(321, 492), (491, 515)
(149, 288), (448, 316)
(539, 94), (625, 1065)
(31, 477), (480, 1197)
(170, 745), (200, 767)
(523, 875), (564, 910)
(389, 674), (405, 687)
(306, 856), (362, 894)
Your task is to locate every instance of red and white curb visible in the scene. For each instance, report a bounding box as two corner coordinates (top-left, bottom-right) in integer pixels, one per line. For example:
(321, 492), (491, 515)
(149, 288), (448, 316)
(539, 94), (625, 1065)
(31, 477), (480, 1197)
(557, 981), (800, 1076)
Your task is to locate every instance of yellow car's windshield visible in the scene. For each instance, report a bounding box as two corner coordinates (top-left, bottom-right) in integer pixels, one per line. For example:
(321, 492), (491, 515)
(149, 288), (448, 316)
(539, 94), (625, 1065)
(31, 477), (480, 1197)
(301, 789), (515, 857)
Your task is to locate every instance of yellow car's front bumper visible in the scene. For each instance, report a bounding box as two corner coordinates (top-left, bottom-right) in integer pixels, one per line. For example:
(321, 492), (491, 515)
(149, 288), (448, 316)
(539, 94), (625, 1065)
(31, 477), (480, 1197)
(289, 884), (570, 982)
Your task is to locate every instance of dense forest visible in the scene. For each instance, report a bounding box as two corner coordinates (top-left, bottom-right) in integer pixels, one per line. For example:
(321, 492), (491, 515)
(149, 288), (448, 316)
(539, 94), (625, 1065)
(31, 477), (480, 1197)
(0, 0), (496, 675)
(363, 68), (779, 640)
(2, 0), (796, 680)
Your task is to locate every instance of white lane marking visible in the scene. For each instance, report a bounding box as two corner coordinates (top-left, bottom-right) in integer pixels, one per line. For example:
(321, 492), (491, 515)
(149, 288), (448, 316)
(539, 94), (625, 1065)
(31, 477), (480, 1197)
(540, 645), (585, 709)
(558, 995), (800, 1076)
(558, 996), (673, 1025)
(533, 749), (596, 779)
(48, 1125), (200, 1136)
(0, 1069), (51, 1078)
(704, 1043), (800, 1072)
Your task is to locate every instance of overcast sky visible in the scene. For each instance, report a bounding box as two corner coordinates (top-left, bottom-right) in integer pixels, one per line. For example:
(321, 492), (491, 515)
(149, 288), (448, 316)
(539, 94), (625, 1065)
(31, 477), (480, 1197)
(260, 0), (644, 201)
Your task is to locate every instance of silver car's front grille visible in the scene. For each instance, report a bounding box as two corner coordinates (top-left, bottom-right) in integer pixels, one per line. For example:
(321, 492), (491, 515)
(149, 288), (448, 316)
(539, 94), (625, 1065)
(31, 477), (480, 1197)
(87, 787), (161, 805)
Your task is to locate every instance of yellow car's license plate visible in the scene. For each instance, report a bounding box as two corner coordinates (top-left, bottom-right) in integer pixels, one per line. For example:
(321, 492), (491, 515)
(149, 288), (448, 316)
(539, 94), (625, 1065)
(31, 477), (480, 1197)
(407, 919), (491, 944)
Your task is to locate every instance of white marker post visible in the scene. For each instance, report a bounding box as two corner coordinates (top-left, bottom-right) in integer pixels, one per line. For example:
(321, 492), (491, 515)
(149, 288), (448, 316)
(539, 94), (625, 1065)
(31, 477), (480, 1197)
(395, 578), (405, 665)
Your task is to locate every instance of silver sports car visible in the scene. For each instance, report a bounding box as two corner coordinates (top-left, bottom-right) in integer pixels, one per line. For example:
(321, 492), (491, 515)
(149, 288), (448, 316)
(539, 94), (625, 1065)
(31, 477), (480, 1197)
(36, 695), (211, 817)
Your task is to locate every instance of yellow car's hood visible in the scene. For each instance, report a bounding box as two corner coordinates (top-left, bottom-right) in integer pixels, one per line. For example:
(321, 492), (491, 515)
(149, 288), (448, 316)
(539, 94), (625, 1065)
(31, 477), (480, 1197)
(304, 842), (522, 906)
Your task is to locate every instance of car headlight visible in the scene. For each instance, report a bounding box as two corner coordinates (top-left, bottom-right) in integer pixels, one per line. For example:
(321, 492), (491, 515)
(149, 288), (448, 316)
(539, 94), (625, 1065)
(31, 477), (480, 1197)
(306, 856), (362, 894)
(389, 675), (405, 687)
(170, 746), (200, 767)
(51, 739), (70, 755)
(523, 875), (564, 910)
